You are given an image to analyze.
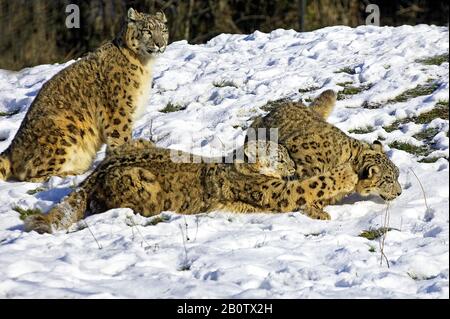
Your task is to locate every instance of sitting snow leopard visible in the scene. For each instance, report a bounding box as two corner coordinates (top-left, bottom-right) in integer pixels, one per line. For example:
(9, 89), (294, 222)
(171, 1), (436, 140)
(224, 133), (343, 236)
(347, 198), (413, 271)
(24, 139), (358, 234)
(246, 90), (402, 219)
(0, 8), (168, 182)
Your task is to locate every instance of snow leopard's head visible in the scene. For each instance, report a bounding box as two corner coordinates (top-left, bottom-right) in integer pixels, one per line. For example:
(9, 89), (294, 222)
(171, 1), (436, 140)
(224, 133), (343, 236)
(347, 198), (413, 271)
(122, 8), (168, 59)
(355, 141), (402, 201)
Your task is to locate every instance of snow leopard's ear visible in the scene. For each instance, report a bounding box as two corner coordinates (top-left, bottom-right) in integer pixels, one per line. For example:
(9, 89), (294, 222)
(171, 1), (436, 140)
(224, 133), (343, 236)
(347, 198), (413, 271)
(361, 165), (380, 180)
(155, 11), (167, 23)
(371, 140), (383, 152)
(128, 8), (139, 22)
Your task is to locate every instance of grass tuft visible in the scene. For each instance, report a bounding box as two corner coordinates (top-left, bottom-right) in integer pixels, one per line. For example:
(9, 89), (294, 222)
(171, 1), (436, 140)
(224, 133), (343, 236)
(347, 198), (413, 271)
(418, 157), (448, 163)
(26, 187), (46, 195)
(298, 86), (319, 93)
(146, 214), (170, 226)
(407, 272), (437, 281)
(334, 66), (356, 75)
(383, 100), (448, 133)
(13, 206), (42, 220)
(359, 227), (395, 240)
(415, 102), (448, 124)
(362, 101), (384, 109)
(336, 81), (353, 87)
(160, 102), (186, 113)
(413, 128), (439, 141)
(305, 231), (323, 237)
(213, 80), (238, 88)
(416, 53), (449, 66)
(0, 109), (21, 117)
(388, 82), (440, 103)
(348, 126), (375, 134)
(337, 84), (372, 100)
(389, 141), (429, 157)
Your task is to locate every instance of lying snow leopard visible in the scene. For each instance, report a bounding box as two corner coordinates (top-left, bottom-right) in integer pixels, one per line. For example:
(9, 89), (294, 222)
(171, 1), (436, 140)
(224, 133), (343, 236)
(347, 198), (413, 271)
(0, 8), (168, 182)
(24, 139), (358, 234)
(246, 90), (402, 219)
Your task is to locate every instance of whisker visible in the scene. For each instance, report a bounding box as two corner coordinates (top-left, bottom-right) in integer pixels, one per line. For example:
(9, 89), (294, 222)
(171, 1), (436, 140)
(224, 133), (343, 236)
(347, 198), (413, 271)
(409, 168), (429, 212)
(379, 200), (390, 268)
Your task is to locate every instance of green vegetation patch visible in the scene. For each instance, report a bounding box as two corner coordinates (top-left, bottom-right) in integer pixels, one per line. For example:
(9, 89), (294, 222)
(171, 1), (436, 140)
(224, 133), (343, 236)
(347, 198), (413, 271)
(348, 126), (375, 134)
(416, 53), (449, 66)
(415, 102), (448, 124)
(145, 214), (171, 226)
(336, 81), (353, 87)
(407, 272), (438, 281)
(334, 66), (356, 75)
(389, 141), (429, 157)
(383, 119), (409, 133)
(160, 102), (186, 113)
(337, 84), (372, 100)
(298, 86), (320, 93)
(388, 82), (440, 103)
(26, 187), (46, 195)
(213, 80), (238, 88)
(383, 100), (448, 133)
(418, 157), (448, 163)
(359, 227), (395, 240)
(361, 101), (384, 109)
(0, 109), (20, 117)
(413, 127), (440, 141)
(13, 206), (42, 220)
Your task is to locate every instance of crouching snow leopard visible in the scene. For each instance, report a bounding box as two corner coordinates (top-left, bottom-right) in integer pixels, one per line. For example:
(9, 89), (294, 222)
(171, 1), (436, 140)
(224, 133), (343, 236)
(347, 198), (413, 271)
(24, 139), (359, 234)
(246, 90), (402, 219)
(0, 8), (168, 182)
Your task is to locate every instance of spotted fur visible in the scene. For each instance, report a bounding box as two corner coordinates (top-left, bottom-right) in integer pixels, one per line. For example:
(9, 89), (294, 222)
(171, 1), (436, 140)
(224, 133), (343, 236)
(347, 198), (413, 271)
(24, 139), (356, 234)
(0, 8), (168, 182)
(246, 90), (402, 218)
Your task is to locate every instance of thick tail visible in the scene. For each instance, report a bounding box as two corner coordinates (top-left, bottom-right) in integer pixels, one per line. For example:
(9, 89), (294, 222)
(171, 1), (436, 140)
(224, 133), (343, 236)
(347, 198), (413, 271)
(24, 167), (103, 234)
(23, 141), (155, 234)
(0, 152), (11, 181)
(24, 188), (89, 234)
(310, 90), (336, 120)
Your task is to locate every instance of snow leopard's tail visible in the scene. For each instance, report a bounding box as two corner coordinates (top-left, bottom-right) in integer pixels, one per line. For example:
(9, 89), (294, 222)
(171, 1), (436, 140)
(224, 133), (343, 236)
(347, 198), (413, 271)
(0, 151), (12, 181)
(24, 167), (104, 234)
(24, 188), (89, 234)
(310, 90), (336, 120)
(23, 154), (120, 234)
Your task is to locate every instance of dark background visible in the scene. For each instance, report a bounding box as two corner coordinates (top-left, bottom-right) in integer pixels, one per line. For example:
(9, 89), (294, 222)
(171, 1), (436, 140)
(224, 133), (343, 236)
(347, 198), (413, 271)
(0, 0), (448, 70)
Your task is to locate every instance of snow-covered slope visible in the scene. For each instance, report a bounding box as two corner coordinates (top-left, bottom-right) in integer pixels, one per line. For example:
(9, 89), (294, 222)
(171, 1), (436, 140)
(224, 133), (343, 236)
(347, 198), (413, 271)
(0, 25), (448, 298)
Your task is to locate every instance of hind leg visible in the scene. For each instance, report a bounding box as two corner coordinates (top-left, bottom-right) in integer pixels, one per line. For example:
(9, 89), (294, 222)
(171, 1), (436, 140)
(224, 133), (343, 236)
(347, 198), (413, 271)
(100, 167), (163, 217)
(0, 154), (11, 180)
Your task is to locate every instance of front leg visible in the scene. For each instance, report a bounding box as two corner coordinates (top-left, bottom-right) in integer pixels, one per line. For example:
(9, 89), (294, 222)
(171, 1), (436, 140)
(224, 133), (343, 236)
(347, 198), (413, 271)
(294, 163), (358, 219)
(227, 163), (357, 219)
(103, 109), (133, 154)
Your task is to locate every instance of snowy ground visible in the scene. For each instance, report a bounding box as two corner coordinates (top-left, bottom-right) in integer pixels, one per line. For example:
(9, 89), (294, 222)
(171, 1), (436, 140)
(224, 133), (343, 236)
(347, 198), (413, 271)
(0, 25), (448, 298)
